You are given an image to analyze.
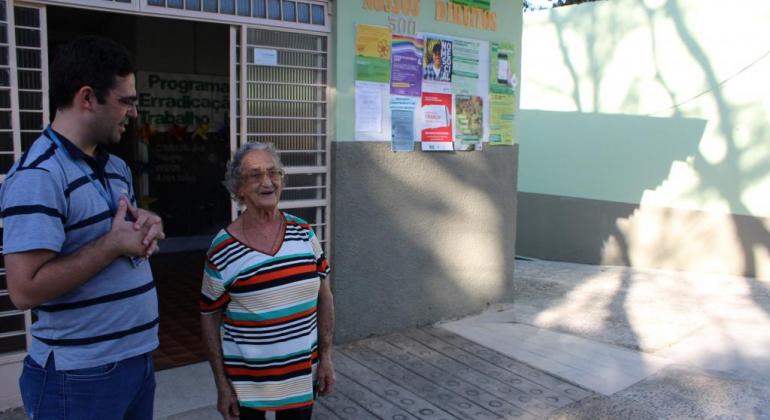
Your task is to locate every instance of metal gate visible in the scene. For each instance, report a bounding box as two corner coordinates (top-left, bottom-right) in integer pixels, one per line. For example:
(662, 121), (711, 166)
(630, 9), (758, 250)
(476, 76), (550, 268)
(232, 25), (329, 249)
(0, 2), (47, 360)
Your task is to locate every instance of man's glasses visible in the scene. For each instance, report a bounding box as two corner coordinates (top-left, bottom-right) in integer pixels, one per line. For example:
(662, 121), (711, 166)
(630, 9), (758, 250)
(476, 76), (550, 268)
(242, 169), (285, 183)
(116, 95), (139, 109)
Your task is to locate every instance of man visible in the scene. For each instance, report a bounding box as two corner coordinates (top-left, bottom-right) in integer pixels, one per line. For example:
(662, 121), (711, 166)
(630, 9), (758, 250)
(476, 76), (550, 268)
(424, 42), (447, 81)
(0, 36), (164, 419)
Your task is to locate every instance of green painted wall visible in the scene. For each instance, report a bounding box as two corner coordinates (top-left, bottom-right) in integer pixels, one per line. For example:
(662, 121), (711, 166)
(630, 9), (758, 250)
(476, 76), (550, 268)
(517, 0), (770, 279)
(518, 110), (706, 206)
(519, 0), (770, 218)
(332, 0), (523, 142)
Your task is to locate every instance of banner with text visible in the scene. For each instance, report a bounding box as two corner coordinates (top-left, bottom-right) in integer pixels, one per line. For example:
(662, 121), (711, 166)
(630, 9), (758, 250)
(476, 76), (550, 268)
(137, 72), (228, 133)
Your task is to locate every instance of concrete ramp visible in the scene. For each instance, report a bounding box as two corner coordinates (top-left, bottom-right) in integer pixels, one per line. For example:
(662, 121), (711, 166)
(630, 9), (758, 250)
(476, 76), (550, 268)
(440, 320), (671, 395)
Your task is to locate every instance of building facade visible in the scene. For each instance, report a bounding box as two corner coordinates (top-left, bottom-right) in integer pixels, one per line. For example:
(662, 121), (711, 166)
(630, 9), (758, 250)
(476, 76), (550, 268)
(0, 0), (522, 409)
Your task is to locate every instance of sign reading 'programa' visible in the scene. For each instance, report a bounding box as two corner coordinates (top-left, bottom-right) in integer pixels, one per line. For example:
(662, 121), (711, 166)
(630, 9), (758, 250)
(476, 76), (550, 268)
(137, 72), (228, 131)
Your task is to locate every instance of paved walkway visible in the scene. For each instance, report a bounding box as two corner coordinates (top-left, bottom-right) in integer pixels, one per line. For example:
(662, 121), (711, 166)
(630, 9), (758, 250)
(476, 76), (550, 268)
(5, 260), (770, 419)
(446, 260), (770, 419)
(156, 327), (593, 420)
(155, 260), (770, 419)
(323, 328), (591, 419)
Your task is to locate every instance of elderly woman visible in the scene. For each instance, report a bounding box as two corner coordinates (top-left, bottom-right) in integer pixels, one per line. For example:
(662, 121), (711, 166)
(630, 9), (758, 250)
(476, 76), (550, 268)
(200, 142), (335, 420)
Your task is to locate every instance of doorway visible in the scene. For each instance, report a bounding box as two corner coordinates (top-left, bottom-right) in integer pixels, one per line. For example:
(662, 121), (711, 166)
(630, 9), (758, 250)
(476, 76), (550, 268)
(47, 6), (230, 369)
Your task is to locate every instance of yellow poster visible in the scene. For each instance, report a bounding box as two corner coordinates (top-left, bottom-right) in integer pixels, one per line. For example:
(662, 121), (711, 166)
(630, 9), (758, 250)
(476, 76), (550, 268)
(355, 24), (392, 83)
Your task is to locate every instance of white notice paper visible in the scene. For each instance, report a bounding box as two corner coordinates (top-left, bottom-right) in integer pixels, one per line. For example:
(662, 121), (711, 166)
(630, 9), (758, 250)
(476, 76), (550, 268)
(355, 81), (386, 133)
(253, 48), (278, 65)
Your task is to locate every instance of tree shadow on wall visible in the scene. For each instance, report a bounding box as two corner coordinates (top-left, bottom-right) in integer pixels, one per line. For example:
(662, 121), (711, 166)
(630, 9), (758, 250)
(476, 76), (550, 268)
(517, 110), (707, 262)
(517, 0), (770, 353)
(516, 109), (706, 351)
(662, 0), (770, 312)
(331, 143), (518, 343)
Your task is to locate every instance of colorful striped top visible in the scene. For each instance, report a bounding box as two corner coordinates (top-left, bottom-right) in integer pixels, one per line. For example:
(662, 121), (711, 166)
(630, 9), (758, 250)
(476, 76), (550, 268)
(200, 213), (330, 411)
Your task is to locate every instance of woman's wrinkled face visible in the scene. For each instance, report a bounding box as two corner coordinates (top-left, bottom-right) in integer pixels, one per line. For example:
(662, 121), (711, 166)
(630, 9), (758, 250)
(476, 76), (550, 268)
(237, 150), (283, 212)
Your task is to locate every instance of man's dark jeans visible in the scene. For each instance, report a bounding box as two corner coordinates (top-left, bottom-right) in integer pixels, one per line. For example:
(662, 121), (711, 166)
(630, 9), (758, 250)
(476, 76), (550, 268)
(19, 352), (155, 419)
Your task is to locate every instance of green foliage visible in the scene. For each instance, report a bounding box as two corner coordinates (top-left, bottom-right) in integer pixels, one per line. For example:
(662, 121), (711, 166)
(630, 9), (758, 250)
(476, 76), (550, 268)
(523, 0), (604, 12)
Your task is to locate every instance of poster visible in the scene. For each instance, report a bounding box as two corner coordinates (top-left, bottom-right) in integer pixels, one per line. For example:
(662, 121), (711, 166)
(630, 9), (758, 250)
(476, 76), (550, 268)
(390, 96), (417, 152)
(455, 95), (484, 144)
(390, 35), (423, 96)
(423, 38), (452, 83)
(136, 72), (228, 133)
(355, 81), (387, 133)
(490, 42), (515, 95)
(451, 38), (482, 96)
(420, 92), (453, 151)
(489, 93), (515, 145)
(352, 29), (507, 147)
(356, 24), (391, 83)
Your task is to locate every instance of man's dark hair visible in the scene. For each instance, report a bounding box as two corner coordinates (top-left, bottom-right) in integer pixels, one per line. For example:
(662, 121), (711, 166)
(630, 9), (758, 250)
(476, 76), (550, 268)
(50, 36), (135, 109)
(432, 43), (442, 55)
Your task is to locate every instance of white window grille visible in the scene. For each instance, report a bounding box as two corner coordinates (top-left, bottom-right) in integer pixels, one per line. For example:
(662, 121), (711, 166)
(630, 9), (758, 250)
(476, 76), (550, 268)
(232, 25), (329, 250)
(0, 2), (46, 359)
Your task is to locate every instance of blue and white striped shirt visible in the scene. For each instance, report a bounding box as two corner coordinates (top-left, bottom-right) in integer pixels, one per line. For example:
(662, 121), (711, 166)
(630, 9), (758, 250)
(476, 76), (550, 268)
(0, 131), (158, 370)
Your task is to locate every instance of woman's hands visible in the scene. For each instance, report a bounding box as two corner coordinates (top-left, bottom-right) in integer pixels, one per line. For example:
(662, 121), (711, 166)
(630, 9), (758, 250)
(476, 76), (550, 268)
(316, 278), (336, 396)
(317, 356), (336, 396)
(202, 311), (239, 420)
(216, 382), (240, 420)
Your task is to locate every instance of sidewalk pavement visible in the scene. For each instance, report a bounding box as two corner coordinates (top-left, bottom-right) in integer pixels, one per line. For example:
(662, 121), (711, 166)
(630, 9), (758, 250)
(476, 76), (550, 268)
(4, 259), (769, 419)
(155, 259), (770, 419)
(441, 260), (770, 419)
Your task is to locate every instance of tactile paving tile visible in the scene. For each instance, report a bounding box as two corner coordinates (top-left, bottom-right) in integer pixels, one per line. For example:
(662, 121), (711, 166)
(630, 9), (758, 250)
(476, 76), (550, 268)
(317, 329), (594, 420)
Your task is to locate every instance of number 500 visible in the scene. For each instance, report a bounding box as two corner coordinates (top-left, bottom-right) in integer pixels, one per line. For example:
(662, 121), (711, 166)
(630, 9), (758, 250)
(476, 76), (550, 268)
(388, 15), (416, 35)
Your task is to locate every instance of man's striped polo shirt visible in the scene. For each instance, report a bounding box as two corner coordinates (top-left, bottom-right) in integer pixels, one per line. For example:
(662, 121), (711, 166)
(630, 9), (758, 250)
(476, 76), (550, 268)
(0, 130), (158, 370)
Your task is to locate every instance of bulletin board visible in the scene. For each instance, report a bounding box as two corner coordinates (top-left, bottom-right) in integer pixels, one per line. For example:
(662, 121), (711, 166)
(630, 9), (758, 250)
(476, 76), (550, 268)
(353, 24), (516, 152)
